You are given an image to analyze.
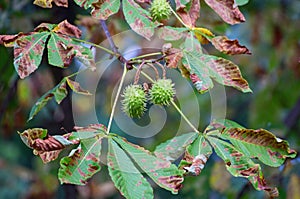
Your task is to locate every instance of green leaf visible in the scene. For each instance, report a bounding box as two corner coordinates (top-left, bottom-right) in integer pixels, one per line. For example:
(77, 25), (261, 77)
(74, 0), (120, 20)
(28, 78), (68, 121)
(154, 132), (198, 161)
(18, 128), (48, 148)
(182, 51), (213, 93)
(179, 135), (212, 175)
(14, 32), (50, 79)
(69, 124), (107, 140)
(206, 136), (278, 197)
(157, 26), (188, 41)
(234, 0), (249, 6)
(122, 0), (159, 40)
(175, 0), (191, 10)
(183, 51), (252, 93)
(220, 127), (296, 167)
(108, 139), (154, 199)
(91, 0), (121, 20)
(113, 136), (184, 194)
(69, 40), (96, 70)
(58, 137), (102, 185)
(47, 33), (72, 67)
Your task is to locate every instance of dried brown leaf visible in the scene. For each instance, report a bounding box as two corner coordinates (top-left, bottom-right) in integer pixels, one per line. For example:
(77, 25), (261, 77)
(211, 36), (251, 55)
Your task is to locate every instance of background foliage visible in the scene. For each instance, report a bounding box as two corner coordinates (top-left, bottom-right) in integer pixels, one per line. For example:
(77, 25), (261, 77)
(0, 0), (299, 198)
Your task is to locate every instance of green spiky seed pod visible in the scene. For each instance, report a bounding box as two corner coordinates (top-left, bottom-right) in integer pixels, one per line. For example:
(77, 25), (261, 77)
(150, 0), (171, 21)
(150, 79), (175, 106)
(121, 85), (147, 118)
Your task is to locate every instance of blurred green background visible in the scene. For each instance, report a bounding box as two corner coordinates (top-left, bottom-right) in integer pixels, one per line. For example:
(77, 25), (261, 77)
(0, 0), (299, 198)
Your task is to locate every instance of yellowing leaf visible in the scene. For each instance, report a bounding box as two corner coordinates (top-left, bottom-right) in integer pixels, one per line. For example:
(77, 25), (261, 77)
(192, 27), (214, 44)
(33, 0), (68, 8)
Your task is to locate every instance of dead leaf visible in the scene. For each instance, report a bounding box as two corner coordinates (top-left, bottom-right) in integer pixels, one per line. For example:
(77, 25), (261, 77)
(211, 36), (251, 55)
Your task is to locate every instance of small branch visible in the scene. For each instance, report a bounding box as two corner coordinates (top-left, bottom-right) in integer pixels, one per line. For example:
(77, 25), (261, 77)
(100, 20), (131, 69)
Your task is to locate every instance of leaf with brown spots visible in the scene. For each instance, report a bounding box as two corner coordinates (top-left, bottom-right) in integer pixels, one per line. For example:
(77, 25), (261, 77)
(53, 20), (82, 38)
(74, 0), (120, 20)
(18, 128), (76, 163)
(0, 33), (29, 47)
(66, 77), (91, 95)
(113, 136), (184, 194)
(162, 45), (183, 69)
(69, 124), (107, 140)
(58, 136), (103, 185)
(211, 120), (297, 167)
(204, 0), (245, 25)
(108, 139), (154, 199)
(123, 0), (159, 40)
(14, 32), (50, 79)
(207, 136), (278, 197)
(28, 78), (68, 121)
(179, 135), (212, 176)
(176, 0), (200, 27)
(211, 36), (251, 55)
(154, 132), (198, 161)
(33, 0), (68, 8)
(157, 26), (188, 41)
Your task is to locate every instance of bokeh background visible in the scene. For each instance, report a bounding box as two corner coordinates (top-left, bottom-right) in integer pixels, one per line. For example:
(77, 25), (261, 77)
(0, 0), (299, 198)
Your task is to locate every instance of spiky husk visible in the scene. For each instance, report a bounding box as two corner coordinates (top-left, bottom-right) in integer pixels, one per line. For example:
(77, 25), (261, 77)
(150, 79), (175, 106)
(150, 0), (171, 21)
(121, 85), (147, 118)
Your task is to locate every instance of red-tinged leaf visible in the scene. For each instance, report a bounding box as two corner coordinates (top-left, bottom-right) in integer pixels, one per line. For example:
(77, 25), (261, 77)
(14, 32), (50, 79)
(33, 0), (68, 8)
(66, 78), (91, 95)
(53, 20), (82, 38)
(73, 0), (98, 9)
(91, 0), (121, 20)
(0, 33), (28, 47)
(175, 0), (191, 10)
(108, 139), (154, 199)
(157, 26), (188, 41)
(176, 0), (200, 27)
(210, 120), (297, 167)
(211, 36), (251, 55)
(113, 136), (184, 194)
(179, 135), (212, 175)
(58, 137), (103, 185)
(204, 0), (245, 25)
(18, 128), (76, 163)
(154, 132), (198, 161)
(123, 0), (159, 40)
(203, 54), (251, 92)
(28, 78), (68, 121)
(162, 44), (183, 69)
(70, 124), (107, 140)
(34, 23), (57, 32)
(207, 136), (278, 197)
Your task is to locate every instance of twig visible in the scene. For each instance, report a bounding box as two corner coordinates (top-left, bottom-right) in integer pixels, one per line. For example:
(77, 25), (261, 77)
(100, 20), (132, 69)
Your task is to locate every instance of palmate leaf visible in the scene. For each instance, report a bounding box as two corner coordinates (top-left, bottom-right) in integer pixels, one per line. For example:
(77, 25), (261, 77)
(14, 32), (50, 79)
(179, 135), (212, 176)
(206, 136), (279, 197)
(209, 120), (297, 167)
(154, 132), (198, 161)
(73, 0), (120, 20)
(108, 139), (153, 199)
(123, 0), (159, 40)
(58, 136), (104, 185)
(113, 136), (184, 194)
